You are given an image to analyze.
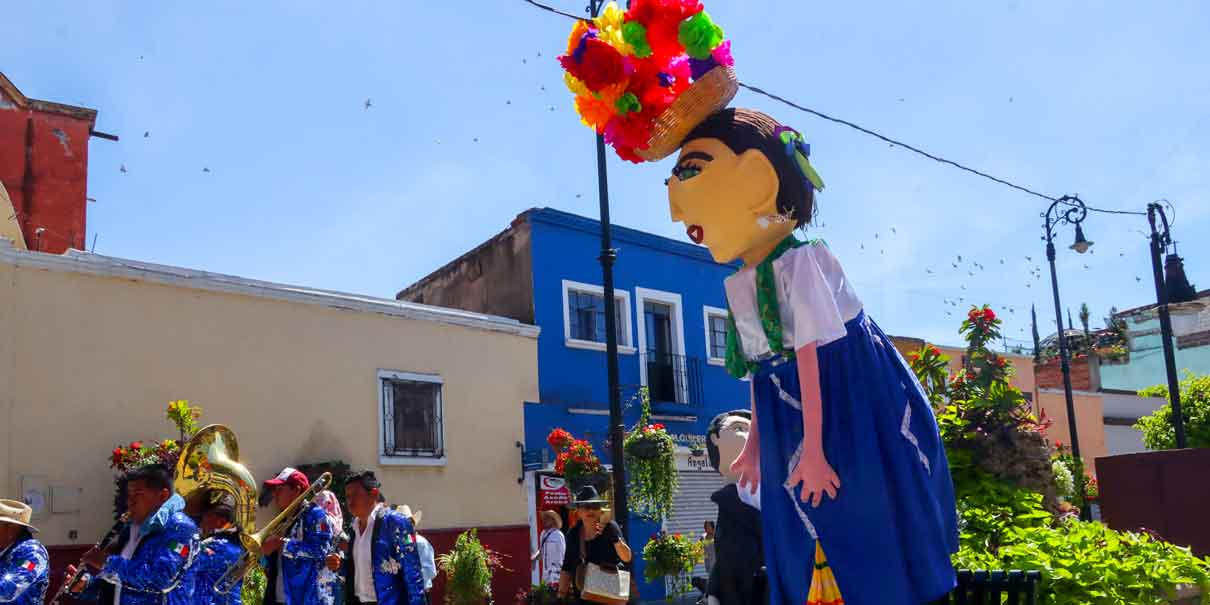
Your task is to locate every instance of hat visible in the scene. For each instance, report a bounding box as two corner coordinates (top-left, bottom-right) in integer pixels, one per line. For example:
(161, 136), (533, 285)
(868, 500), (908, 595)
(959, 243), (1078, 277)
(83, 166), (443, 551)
(263, 467), (309, 492)
(395, 505), (423, 529)
(0, 499), (37, 532)
(570, 486), (609, 508)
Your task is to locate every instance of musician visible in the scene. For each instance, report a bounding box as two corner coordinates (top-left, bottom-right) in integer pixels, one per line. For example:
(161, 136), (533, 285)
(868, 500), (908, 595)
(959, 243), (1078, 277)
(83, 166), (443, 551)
(192, 494), (243, 605)
(326, 470), (424, 605)
(0, 499), (49, 605)
(67, 464), (198, 605)
(262, 468), (333, 605)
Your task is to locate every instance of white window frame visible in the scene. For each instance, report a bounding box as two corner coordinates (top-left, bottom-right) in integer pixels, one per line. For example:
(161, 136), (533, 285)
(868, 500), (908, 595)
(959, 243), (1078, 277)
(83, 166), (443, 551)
(377, 369), (447, 467)
(635, 287), (688, 403)
(703, 305), (729, 367)
(561, 279), (636, 354)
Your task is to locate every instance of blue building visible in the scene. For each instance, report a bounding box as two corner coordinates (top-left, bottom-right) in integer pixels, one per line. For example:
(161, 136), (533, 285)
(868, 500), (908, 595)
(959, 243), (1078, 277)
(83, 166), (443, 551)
(398, 207), (748, 599)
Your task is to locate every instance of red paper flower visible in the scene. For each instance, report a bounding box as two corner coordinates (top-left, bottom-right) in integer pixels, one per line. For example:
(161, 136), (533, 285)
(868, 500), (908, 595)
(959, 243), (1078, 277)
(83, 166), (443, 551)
(559, 37), (629, 92)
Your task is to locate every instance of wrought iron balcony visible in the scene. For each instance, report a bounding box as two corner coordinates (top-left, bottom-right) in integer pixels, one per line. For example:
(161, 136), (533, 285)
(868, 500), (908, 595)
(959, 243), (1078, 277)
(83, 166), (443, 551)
(642, 351), (704, 406)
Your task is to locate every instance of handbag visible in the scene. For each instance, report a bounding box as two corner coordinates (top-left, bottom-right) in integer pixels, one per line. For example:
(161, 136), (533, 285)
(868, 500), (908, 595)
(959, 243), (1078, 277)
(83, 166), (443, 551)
(576, 525), (630, 605)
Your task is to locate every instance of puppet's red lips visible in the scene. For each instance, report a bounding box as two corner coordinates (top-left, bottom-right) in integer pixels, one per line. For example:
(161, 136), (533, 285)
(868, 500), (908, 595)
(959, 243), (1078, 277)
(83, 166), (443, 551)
(687, 225), (704, 244)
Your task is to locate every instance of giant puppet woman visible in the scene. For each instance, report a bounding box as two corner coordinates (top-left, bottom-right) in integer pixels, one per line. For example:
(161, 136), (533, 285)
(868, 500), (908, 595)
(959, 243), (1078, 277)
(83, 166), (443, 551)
(559, 3), (959, 604)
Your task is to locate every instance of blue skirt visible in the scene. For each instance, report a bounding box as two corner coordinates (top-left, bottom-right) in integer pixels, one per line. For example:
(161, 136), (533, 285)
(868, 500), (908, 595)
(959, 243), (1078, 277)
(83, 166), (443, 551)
(755, 311), (958, 605)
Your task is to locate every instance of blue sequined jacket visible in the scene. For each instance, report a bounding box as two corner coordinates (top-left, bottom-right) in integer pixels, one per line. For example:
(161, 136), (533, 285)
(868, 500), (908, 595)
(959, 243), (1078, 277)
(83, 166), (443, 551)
(80, 494), (199, 605)
(265, 503), (334, 605)
(192, 529), (244, 605)
(0, 535), (49, 605)
(341, 507), (424, 605)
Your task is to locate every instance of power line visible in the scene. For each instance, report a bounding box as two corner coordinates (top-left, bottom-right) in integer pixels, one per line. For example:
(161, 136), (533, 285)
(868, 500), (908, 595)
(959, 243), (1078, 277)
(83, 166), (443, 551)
(521, 0), (1148, 218)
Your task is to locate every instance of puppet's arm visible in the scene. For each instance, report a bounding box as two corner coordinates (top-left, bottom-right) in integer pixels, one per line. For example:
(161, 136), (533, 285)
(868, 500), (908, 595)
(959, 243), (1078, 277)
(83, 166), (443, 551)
(729, 382), (761, 494)
(789, 342), (840, 507)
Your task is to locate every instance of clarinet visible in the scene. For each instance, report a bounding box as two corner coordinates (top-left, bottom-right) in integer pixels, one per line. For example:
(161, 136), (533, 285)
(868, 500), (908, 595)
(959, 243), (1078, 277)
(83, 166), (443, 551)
(50, 512), (131, 605)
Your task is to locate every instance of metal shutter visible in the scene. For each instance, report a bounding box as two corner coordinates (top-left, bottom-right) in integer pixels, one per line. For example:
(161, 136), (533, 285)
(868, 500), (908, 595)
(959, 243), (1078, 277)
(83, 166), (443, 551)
(665, 471), (726, 581)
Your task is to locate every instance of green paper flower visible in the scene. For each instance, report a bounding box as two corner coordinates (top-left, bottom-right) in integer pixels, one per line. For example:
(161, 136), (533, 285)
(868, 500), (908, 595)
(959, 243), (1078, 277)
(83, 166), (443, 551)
(678, 11), (724, 60)
(622, 20), (653, 58)
(615, 92), (642, 115)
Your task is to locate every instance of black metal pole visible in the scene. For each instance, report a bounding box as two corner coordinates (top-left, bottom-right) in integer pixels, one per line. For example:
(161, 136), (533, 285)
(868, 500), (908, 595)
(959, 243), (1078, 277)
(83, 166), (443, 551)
(587, 0), (630, 541)
(1043, 197), (1087, 520)
(1147, 203), (1187, 449)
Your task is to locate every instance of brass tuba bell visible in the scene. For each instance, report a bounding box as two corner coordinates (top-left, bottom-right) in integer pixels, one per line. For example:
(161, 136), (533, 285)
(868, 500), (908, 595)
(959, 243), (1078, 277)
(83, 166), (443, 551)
(174, 424), (258, 535)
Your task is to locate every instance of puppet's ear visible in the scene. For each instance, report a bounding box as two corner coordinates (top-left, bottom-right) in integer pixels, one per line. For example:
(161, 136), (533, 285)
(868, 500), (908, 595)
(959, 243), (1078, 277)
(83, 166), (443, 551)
(734, 149), (780, 217)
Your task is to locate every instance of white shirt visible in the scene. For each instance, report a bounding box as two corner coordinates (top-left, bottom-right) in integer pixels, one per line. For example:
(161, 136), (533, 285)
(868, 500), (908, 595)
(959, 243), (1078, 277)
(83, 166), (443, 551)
(724, 243), (862, 365)
(112, 522), (142, 605)
(352, 505), (382, 602)
(416, 535), (436, 590)
(537, 528), (566, 586)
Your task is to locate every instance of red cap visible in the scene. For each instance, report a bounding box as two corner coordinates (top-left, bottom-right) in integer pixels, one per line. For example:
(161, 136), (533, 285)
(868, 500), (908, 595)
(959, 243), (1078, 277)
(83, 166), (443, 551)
(264, 467), (309, 491)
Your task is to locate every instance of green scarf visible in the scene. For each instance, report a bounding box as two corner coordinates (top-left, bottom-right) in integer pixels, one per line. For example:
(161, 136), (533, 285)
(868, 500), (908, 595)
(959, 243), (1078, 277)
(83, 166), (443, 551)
(724, 235), (810, 378)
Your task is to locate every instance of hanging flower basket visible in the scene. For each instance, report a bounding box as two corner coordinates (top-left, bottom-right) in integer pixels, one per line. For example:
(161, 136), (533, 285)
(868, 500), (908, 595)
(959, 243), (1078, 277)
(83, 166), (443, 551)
(624, 388), (679, 521)
(547, 427), (607, 494)
(571, 468), (611, 493)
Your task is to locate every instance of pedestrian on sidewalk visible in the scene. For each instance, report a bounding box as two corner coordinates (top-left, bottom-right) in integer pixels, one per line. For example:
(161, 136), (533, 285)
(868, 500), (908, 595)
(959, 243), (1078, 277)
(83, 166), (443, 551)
(531, 510), (566, 587)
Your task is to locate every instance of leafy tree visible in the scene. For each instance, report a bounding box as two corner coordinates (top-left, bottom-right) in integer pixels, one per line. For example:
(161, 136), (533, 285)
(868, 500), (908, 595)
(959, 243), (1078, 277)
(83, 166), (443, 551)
(1136, 372), (1210, 449)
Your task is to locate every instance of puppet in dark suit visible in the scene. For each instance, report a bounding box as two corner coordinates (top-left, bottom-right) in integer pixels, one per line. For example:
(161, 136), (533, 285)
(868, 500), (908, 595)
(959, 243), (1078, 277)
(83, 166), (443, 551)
(705, 410), (766, 605)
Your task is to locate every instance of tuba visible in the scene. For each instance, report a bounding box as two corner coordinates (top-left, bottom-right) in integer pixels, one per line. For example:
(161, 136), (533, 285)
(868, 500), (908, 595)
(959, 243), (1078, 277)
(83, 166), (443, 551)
(175, 424), (332, 594)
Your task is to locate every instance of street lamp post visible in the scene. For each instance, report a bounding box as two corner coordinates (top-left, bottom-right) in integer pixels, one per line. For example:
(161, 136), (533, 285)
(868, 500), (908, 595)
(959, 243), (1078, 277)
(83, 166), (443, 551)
(586, 0), (630, 542)
(1043, 196), (1092, 495)
(1146, 202), (1188, 449)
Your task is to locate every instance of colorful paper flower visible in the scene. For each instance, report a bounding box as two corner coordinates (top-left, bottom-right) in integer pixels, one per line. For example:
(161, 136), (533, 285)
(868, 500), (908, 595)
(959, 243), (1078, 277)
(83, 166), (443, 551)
(593, 2), (633, 54)
(559, 35), (629, 92)
(678, 11), (724, 59)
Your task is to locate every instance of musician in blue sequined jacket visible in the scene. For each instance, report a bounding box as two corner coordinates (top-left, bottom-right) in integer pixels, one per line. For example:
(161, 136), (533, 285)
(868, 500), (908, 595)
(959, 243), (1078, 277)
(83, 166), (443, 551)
(332, 471), (424, 605)
(262, 469), (334, 605)
(70, 466), (199, 605)
(0, 499), (49, 605)
(192, 496), (244, 605)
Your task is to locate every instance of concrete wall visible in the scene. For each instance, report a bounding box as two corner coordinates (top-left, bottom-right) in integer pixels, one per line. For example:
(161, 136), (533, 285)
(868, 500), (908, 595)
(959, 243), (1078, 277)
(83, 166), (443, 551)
(397, 216), (535, 324)
(1101, 303), (1210, 392)
(0, 248), (539, 547)
(1037, 388), (1107, 472)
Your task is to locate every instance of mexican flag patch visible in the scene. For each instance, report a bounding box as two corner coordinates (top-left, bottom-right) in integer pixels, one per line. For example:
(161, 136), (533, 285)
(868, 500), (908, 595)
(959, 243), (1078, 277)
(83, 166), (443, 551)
(402, 533), (414, 545)
(169, 541), (190, 558)
(23, 560), (36, 571)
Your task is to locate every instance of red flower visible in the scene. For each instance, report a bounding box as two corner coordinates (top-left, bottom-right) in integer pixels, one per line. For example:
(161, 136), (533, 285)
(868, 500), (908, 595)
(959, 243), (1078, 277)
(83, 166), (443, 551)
(996, 357), (1008, 368)
(130, 441), (144, 451)
(559, 36), (629, 92)
(983, 308), (997, 322)
(110, 447), (125, 468)
(548, 428), (574, 452)
(928, 345), (940, 356)
(652, 423), (665, 431)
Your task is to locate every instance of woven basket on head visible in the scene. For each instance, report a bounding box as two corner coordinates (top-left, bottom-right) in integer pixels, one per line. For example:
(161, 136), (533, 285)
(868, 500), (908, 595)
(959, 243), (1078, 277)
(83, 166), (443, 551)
(637, 65), (738, 162)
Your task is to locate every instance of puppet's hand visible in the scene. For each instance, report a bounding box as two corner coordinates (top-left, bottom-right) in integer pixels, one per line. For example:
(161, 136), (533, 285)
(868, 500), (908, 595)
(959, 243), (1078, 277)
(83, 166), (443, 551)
(788, 449), (840, 508)
(730, 447), (760, 495)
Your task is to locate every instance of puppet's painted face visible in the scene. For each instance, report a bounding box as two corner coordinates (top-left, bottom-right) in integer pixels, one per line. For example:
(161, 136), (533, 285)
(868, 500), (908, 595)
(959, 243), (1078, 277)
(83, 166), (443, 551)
(667, 136), (795, 264)
(711, 415), (751, 483)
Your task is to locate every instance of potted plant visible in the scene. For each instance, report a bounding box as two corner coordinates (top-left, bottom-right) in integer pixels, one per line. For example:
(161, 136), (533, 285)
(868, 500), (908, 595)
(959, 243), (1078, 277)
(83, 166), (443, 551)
(623, 388), (678, 521)
(642, 532), (704, 602)
(547, 428), (609, 492)
(437, 529), (505, 605)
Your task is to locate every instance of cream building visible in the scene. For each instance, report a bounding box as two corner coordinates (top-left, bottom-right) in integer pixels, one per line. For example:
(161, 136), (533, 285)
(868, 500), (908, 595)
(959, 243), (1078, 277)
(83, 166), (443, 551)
(0, 241), (538, 595)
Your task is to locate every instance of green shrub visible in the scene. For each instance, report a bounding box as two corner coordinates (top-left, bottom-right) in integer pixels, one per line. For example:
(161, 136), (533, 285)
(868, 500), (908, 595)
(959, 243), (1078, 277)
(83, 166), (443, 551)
(1136, 372), (1210, 450)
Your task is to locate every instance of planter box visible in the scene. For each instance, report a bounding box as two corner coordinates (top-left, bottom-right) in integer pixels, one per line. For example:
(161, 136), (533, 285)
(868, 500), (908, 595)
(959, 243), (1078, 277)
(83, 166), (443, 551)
(1096, 449), (1210, 557)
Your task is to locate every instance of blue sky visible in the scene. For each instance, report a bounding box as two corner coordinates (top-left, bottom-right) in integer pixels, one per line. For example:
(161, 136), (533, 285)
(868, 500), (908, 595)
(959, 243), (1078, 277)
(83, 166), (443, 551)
(3, 1), (1207, 348)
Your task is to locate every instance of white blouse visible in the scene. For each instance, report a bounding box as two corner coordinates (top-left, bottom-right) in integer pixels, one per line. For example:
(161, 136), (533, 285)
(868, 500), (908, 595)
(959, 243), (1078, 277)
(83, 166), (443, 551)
(724, 242), (863, 364)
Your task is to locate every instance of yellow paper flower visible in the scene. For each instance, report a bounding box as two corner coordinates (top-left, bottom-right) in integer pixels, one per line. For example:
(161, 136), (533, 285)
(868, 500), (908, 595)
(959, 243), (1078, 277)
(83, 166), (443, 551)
(564, 72), (589, 97)
(593, 2), (633, 55)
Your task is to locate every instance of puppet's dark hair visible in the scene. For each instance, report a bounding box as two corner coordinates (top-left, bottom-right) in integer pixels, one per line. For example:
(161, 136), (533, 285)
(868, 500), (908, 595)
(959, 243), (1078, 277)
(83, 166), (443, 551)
(706, 409), (753, 472)
(682, 108), (815, 227)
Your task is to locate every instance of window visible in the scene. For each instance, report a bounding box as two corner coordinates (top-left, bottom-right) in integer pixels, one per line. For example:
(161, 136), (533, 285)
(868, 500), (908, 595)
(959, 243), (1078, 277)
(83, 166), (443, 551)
(378, 370), (445, 466)
(636, 288), (697, 404)
(703, 306), (729, 365)
(562, 280), (634, 353)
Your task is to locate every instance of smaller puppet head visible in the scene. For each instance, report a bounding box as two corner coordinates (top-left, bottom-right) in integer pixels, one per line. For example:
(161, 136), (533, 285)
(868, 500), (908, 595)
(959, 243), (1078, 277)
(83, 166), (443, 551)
(706, 409), (752, 483)
(668, 108), (821, 265)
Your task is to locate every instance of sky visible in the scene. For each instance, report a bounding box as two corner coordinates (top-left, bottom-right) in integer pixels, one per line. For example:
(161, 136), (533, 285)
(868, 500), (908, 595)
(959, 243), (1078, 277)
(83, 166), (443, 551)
(3, 1), (1208, 348)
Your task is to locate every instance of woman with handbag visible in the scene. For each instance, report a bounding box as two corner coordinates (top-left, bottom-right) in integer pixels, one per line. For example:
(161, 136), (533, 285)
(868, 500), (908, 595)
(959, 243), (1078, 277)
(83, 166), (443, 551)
(558, 487), (632, 605)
